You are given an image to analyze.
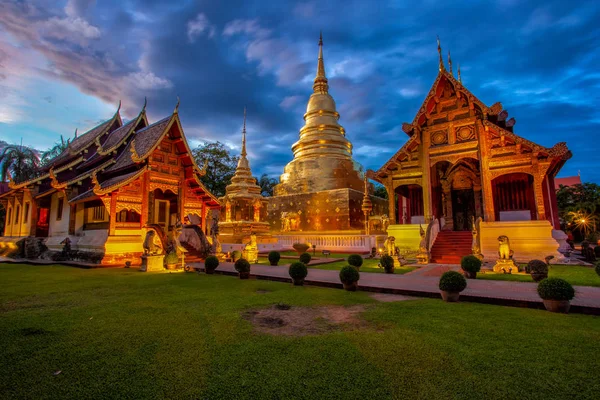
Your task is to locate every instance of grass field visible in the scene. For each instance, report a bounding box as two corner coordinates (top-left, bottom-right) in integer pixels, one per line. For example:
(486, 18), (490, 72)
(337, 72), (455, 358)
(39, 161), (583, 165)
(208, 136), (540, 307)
(478, 265), (600, 287)
(1, 263), (599, 399)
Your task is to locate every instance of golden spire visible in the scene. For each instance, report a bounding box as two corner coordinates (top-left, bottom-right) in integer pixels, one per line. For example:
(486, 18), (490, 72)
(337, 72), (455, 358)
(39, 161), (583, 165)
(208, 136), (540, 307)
(241, 107), (247, 158)
(437, 36), (445, 72)
(458, 63), (462, 83)
(313, 31), (329, 93)
(448, 50), (453, 76)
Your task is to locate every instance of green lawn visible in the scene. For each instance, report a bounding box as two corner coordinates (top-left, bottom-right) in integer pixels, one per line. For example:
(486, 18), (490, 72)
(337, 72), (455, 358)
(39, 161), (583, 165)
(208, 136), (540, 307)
(478, 265), (600, 287)
(1, 264), (599, 399)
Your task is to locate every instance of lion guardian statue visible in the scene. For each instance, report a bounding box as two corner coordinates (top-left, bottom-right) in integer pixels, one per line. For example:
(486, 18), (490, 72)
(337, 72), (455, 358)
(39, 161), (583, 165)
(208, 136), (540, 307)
(497, 235), (514, 260)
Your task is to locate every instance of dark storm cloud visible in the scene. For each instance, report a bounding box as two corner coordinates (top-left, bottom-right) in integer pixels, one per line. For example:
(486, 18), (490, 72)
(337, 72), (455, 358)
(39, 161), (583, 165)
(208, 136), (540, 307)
(1, 0), (599, 181)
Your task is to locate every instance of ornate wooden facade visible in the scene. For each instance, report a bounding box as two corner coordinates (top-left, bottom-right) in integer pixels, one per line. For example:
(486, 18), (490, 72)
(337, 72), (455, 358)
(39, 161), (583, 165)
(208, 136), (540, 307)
(370, 48), (571, 232)
(0, 101), (219, 264)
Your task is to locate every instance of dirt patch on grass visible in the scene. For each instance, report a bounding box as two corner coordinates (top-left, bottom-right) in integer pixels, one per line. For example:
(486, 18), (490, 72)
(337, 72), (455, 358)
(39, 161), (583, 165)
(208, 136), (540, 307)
(243, 304), (368, 336)
(369, 293), (420, 302)
(255, 289), (272, 294)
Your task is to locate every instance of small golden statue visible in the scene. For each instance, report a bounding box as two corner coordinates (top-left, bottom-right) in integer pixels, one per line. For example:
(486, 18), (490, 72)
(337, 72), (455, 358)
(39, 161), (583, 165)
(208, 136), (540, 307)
(242, 234), (259, 264)
(416, 224), (429, 264)
(493, 235), (518, 273)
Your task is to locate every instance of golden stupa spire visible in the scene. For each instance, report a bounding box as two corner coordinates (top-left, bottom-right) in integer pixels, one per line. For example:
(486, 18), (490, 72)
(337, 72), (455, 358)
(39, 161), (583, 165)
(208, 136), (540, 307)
(448, 50), (453, 76)
(313, 31), (329, 94)
(241, 106), (247, 157)
(437, 36), (445, 72)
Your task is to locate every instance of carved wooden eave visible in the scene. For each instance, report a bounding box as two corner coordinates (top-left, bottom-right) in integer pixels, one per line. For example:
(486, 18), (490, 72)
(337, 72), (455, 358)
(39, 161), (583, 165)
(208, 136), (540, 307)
(375, 134), (420, 178)
(9, 156), (85, 190)
(92, 166), (147, 196)
(482, 120), (550, 156)
(410, 69), (488, 132)
(190, 173), (220, 206)
(98, 108), (147, 156)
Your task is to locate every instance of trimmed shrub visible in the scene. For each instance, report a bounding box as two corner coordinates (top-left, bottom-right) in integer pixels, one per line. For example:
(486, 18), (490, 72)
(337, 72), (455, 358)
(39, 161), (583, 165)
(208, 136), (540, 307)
(537, 278), (575, 301)
(594, 246), (600, 258)
(289, 262), (308, 280)
(268, 251), (281, 265)
(595, 262), (600, 278)
(439, 271), (467, 293)
(347, 254), (364, 268)
(339, 265), (360, 284)
(380, 255), (395, 273)
(526, 259), (548, 274)
(460, 255), (482, 273)
(232, 250), (242, 262)
(234, 258), (251, 273)
(164, 251), (178, 265)
(204, 256), (219, 271)
(299, 252), (312, 264)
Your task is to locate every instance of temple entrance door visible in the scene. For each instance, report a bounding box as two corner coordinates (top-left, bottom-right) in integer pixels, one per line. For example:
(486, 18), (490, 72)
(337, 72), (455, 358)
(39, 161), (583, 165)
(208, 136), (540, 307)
(154, 200), (169, 232)
(451, 189), (475, 231)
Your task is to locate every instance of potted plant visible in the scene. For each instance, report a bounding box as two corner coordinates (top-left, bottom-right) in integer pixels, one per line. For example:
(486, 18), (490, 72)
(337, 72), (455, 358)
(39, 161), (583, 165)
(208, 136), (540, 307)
(526, 259), (548, 282)
(348, 254), (364, 269)
(339, 265), (360, 291)
(231, 250), (242, 262)
(293, 243), (310, 255)
(289, 261), (308, 286)
(299, 252), (312, 264)
(164, 251), (179, 270)
(460, 255), (481, 279)
(268, 251), (281, 266)
(379, 255), (395, 274)
(439, 271), (467, 302)
(537, 277), (575, 313)
(204, 255), (219, 274)
(595, 262), (600, 278)
(234, 258), (251, 279)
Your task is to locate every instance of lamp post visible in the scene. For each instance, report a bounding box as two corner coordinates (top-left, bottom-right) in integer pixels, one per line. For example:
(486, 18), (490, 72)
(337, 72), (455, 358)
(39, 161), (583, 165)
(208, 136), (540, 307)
(361, 175), (373, 235)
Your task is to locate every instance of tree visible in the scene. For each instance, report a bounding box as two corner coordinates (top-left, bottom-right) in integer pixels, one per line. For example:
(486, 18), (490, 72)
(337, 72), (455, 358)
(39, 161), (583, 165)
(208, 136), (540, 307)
(0, 144), (40, 183)
(256, 173), (277, 197)
(373, 183), (388, 199)
(556, 182), (600, 239)
(192, 141), (239, 198)
(41, 135), (71, 165)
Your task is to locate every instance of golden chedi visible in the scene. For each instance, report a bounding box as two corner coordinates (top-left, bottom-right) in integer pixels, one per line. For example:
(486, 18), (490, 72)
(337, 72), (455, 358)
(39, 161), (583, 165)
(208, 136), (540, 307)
(268, 34), (387, 233)
(218, 110), (272, 244)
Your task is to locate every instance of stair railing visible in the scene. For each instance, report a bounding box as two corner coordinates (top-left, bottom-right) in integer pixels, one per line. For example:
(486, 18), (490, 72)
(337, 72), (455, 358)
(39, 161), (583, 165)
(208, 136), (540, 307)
(471, 216), (483, 260)
(425, 218), (440, 254)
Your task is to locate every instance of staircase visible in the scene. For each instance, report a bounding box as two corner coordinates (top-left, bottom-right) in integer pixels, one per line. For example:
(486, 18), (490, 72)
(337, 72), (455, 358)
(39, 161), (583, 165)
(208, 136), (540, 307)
(429, 231), (473, 264)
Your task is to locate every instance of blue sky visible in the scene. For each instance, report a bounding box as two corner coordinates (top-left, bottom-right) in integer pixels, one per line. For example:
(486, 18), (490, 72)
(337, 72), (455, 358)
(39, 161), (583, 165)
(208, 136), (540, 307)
(1, 0), (599, 182)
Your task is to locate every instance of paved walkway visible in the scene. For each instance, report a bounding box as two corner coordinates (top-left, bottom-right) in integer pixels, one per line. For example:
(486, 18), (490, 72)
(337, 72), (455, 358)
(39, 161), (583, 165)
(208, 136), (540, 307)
(191, 262), (600, 315)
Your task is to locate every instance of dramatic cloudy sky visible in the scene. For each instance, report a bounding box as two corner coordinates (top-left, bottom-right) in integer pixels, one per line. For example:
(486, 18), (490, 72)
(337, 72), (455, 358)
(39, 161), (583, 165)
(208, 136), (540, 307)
(1, 0), (599, 182)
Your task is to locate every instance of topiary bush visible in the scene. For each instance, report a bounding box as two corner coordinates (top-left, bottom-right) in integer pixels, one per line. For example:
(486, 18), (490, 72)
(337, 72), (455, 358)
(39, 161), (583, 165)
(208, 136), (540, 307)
(164, 251), (179, 265)
(268, 251), (281, 266)
(347, 254), (364, 268)
(234, 258), (251, 273)
(204, 255), (219, 272)
(460, 255), (482, 273)
(595, 262), (600, 278)
(439, 271), (467, 293)
(526, 259), (548, 274)
(537, 278), (575, 301)
(594, 246), (600, 258)
(299, 252), (312, 264)
(289, 262), (308, 280)
(232, 250), (242, 262)
(380, 255), (395, 273)
(339, 265), (360, 284)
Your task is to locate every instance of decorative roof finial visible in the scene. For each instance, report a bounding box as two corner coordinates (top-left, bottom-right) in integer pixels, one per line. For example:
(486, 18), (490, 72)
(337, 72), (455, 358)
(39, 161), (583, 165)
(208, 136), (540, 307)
(313, 31), (329, 93)
(448, 50), (453, 76)
(437, 36), (445, 72)
(74, 128), (78, 138)
(457, 63), (462, 83)
(116, 100), (121, 114)
(142, 96), (147, 112)
(241, 107), (247, 158)
(174, 96), (180, 114)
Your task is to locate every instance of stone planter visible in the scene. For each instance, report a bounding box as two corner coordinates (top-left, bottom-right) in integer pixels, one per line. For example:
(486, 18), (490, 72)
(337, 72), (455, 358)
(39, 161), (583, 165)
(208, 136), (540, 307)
(440, 291), (460, 302)
(462, 271), (477, 279)
(166, 264), (177, 271)
(239, 271), (250, 279)
(269, 262), (278, 266)
(205, 267), (216, 275)
(384, 267), (394, 274)
(292, 278), (305, 286)
(542, 299), (571, 313)
(342, 281), (358, 291)
(531, 273), (548, 282)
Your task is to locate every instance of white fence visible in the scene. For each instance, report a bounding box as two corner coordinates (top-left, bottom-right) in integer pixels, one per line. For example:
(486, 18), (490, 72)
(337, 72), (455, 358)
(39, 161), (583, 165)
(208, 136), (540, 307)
(274, 234), (387, 253)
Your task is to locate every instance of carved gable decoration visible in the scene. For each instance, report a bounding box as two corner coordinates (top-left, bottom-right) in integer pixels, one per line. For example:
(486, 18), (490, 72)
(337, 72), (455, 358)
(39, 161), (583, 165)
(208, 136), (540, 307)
(456, 125), (475, 142)
(431, 130), (448, 146)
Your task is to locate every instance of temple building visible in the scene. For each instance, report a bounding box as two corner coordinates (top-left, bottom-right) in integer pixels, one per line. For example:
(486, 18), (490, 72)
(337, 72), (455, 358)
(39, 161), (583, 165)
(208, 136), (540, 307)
(218, 110), (272, 245)
(267, 34), (387, 234)
(369, 40), (571, 262)
(0, 101), (220, 265)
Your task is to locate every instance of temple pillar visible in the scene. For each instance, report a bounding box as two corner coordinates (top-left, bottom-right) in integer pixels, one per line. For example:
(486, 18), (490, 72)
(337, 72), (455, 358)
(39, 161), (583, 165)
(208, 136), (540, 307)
(109, 192), (117, 236)
(30, 198), (38, 237)
(201, 202), (207, 235)
(533, 174), (546, 221)
(422, 172), (433, 224)
(473, 184), (482, 219)
(141, 171), (149, 227)
(386, 178), (396, 224)
(478, 122), (495, 222)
